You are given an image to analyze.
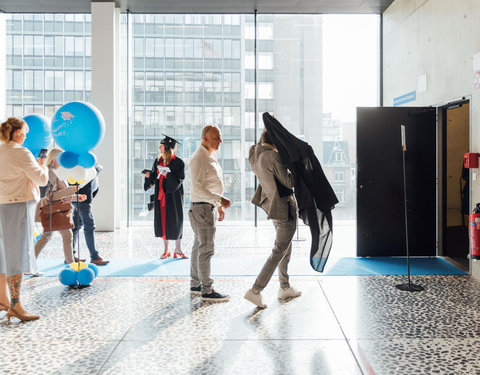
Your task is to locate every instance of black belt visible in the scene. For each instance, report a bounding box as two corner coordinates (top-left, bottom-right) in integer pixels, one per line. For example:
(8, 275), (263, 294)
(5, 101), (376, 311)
(192, 202), (214, 207)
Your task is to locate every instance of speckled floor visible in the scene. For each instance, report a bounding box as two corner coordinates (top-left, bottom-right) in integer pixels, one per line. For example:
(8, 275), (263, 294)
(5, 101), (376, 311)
(2, 225), (480, 375)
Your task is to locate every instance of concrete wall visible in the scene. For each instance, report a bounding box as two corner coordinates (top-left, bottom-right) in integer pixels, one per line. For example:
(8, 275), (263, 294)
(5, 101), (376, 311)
(383, 0), (480, 277)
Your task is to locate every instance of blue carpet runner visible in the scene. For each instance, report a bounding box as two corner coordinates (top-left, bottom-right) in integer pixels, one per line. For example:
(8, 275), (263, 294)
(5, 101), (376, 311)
(35, 256), (466, 277)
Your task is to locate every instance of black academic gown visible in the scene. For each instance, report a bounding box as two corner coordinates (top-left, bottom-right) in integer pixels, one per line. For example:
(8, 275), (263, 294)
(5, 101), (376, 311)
(262, 112), (339, 272)
(144, 156), (184, 239)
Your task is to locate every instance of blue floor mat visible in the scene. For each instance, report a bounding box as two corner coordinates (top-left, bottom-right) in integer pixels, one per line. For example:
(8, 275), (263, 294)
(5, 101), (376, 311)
(324, 257), (467, 276)
(35, 256), (466, 277)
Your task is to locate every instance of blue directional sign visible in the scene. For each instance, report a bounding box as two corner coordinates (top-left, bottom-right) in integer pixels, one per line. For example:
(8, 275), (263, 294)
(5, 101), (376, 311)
(393, 91), (416, 107)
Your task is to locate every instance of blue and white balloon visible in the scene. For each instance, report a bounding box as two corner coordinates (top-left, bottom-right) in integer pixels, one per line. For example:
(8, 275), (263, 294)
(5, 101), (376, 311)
(23, 114), (52, 157)
(51, 102), (105, 169)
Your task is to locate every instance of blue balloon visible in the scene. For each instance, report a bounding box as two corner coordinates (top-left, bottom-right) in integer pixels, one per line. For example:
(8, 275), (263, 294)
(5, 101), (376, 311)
(77, 267), (95, 285)
(78, 152), (97, 168)
(23, 114), (52, 156)
(88, 263), (99, 277)
(51, 102), (105, 155)
(59, 268), (78, 286)
(58, 151), (79, 169)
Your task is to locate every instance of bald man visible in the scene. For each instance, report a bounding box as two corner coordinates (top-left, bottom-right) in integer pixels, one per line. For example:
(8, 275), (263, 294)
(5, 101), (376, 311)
(189, 125), (231, 302)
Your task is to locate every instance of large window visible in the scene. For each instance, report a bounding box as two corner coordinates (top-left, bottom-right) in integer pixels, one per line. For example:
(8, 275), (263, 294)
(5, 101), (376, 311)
(5, 14), (91, 118)
(128, 14), (378, 225)
(4, 13), (379, 229)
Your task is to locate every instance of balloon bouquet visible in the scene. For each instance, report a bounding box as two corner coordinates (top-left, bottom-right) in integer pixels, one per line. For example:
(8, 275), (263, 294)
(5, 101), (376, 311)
(23, 102), (105, 287)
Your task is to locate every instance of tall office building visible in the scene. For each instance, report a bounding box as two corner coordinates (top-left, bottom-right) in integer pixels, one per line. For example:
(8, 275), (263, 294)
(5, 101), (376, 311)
(5, 14), (92, 120)
(5, 13), (357, 223)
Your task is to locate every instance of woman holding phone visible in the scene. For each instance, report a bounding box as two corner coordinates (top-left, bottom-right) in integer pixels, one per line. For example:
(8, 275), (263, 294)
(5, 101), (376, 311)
(34, 148), (87, 264)
(144, 135), (187, 259)
(0, 117), (48, 322)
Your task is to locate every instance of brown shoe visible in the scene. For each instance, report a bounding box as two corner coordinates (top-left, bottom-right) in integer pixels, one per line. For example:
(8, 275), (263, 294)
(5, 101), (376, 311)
(90, 257), (109, 266)
(6, 306), (39, 322)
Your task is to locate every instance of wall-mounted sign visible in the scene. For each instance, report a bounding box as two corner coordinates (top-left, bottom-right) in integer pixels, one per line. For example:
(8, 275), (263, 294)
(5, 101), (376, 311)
(473, 52), (480, 72)
(474, 72), (480, 89)
(393, 91), (416, 107)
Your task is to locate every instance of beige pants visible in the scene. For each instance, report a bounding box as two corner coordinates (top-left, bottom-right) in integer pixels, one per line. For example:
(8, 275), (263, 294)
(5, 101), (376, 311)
(189, 203), (217, 294)
(35, 229), (74, 264)
(253, 218), (297, 292)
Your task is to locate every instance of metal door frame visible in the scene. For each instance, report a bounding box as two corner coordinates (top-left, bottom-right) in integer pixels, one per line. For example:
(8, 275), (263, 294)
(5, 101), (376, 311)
(436, 96), (471, 273)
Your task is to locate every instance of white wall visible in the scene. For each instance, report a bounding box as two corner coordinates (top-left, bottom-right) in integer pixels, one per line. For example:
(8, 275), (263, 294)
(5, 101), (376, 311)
(383, 0), (480, 277)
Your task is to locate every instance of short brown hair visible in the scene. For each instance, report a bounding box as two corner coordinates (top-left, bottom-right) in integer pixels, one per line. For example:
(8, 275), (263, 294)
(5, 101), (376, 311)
(0, 117), (26, 143)
(259, 128), (274, 145)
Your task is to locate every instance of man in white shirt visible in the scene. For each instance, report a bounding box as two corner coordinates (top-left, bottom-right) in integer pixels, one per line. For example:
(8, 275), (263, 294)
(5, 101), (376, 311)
(189, 125), (231, 302)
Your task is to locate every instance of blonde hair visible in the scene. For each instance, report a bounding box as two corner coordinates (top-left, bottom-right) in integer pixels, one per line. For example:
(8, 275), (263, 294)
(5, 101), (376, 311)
(158, 146), (174, 165)
(0, 117), (27, 143)
(46, 148), (63, 168)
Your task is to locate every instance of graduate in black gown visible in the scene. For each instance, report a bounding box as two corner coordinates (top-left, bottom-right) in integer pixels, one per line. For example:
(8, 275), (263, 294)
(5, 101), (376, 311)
(144, 135), (187, 259)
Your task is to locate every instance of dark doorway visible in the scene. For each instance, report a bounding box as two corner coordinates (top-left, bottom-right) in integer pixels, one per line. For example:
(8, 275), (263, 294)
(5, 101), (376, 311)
(357, 107), (437, 257)
(442, 102), (470, 269)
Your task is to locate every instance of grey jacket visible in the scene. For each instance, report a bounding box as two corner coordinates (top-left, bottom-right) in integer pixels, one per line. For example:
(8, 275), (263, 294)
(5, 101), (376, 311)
(249, 143), (296, 221)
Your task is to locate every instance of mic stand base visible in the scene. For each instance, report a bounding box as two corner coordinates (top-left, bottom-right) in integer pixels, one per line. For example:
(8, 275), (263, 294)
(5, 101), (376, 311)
(395, 283), (424, 292)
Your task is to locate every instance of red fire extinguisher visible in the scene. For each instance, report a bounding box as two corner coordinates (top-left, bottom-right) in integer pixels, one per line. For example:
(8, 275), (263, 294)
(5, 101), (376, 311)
(470, 203), (480, 260)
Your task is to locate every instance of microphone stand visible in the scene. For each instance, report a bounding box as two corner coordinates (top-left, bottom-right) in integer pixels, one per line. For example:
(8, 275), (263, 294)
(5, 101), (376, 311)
(396, 125), (424, 292)
(73, 183), (89, 289)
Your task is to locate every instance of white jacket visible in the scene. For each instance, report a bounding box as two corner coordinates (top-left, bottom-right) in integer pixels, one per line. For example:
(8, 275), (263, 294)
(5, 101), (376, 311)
(0, 141), (48, 204)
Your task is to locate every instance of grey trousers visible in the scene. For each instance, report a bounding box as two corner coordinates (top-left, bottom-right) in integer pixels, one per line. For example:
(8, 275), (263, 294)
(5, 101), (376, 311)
(189, 203), (217, 294)
(253, 218), (297, 292)
(35, 229), (75, 264)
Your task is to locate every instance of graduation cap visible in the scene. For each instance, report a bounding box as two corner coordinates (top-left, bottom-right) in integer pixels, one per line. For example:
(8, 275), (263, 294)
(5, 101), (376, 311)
(160, 134), (181, 147)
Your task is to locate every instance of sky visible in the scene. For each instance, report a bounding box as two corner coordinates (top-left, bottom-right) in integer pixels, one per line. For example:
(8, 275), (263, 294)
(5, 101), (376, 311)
(322, 15), (380, 123)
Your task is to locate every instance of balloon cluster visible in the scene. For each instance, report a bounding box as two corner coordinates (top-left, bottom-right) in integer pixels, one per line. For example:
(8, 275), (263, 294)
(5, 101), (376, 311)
(23, 102), (105, 181)
(22, 102), (105, 287)
(51, 102), (105, 169)
(59, 262), (98, 287)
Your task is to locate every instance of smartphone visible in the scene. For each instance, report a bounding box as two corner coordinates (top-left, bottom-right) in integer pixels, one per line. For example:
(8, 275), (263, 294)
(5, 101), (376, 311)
(141, 169), (150, 174)
(38, 149), (48, 159)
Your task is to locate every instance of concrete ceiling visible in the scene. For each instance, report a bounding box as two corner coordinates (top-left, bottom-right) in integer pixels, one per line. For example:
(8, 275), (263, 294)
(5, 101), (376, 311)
(0, 0), (395, 14)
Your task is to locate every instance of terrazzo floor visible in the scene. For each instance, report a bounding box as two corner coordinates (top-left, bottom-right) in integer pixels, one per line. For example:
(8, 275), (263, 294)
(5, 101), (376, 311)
(2, 224), (480, 375)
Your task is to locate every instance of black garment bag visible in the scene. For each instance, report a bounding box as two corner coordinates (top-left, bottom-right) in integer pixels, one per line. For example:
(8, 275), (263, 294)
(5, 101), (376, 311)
(262, 112), (338, 272)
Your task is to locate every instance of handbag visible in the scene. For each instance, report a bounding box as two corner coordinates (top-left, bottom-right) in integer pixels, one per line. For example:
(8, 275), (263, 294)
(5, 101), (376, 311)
(147, 194), (155, 211)
(40, 201), (74, 232)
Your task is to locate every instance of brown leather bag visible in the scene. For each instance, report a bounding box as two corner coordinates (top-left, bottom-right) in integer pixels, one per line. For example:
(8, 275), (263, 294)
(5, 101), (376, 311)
(40, 201), (74, 232)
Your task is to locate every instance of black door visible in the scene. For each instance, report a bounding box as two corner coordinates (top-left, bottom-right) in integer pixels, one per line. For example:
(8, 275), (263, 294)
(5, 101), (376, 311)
(357, 107), (437, 257)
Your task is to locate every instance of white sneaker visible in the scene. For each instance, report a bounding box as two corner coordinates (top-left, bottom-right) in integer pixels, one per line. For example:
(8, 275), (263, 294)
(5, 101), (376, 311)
(278, 286), (302, 300)
(244, 288), (267, 309)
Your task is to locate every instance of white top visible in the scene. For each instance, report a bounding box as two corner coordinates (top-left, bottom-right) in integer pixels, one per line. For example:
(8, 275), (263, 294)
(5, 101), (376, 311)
(189, 144), (224, 206)
(0, 141), (48, 204)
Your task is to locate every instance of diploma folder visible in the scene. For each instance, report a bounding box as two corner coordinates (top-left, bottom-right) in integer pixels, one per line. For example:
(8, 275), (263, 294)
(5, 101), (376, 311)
(157, 165), (171, 178)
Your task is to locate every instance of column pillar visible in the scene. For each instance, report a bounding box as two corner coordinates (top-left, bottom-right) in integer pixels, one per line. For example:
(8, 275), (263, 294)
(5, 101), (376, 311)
(91, 2), (120, 230)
